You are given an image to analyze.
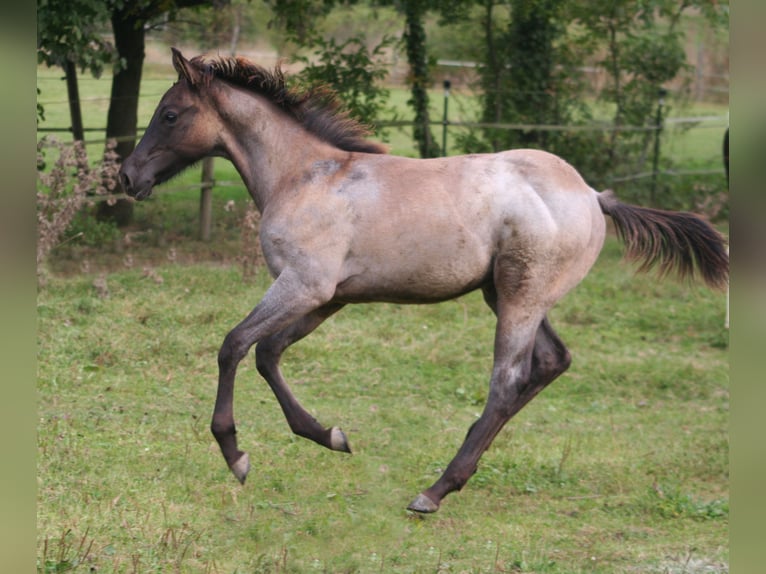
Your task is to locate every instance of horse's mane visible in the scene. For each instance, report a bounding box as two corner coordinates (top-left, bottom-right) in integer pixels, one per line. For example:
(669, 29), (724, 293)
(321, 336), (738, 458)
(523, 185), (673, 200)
(188, 55), (387, 155)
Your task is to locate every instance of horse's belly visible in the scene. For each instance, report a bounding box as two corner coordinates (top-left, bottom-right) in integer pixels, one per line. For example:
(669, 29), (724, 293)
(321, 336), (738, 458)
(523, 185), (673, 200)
(334, 238), (492, 304)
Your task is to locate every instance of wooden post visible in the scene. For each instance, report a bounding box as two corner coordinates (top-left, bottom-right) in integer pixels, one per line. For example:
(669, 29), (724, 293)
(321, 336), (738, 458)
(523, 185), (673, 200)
(200, 157), (214, 241)
(725, 245), (729, 330)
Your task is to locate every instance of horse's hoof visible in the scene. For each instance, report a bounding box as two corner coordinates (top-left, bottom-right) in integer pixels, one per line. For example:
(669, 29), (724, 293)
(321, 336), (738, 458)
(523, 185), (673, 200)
(330, 427), (352, 453)
(230, 452), (250, 484)
(407, 493), (440, 514)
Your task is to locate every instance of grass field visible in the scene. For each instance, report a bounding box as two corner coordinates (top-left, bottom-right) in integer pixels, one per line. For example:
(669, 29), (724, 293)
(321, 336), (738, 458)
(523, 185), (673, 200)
(37, 235), (729, 573)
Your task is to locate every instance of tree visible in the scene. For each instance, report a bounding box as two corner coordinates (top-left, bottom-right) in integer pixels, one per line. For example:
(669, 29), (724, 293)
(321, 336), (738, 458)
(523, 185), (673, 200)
(400, 0), (440, 157)
(161, 0), (276, 54)
(503, 0), (564, 148)
(272, 0), (462, 157)
(456, 0), (728, 198)
(291, 32), (397, 132)
(568, 0), (728, 193)
(379, 0), (473, 157)
(38, 1), (226, 225)
(37, 0), (114, 142)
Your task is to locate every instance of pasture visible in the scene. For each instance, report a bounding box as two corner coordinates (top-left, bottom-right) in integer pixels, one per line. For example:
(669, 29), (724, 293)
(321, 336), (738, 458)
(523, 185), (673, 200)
(37, 237), (728, 572)
(37, 47), (728, 572)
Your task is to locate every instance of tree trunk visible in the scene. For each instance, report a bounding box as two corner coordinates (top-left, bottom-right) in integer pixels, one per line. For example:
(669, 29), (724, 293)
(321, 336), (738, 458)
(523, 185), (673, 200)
(481, 0), (503, 152)
(63, 59), (84, 142)
(403, 0), (439, 158)
(108, 8), (145, 160)
(229, 3), (242, 55)
(101, 6), (147, 226)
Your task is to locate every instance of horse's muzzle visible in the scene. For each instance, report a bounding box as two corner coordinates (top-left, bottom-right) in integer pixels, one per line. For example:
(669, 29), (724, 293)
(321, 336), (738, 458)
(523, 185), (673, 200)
(119, 168), (152, 200)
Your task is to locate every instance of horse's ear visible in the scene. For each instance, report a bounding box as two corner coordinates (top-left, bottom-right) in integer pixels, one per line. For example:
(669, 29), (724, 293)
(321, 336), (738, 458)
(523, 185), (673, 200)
(171, 47), (201, 86)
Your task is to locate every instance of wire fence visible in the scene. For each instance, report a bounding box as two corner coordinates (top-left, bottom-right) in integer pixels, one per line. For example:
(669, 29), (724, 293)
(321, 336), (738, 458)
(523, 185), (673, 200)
(37, 79), (729, 239)
(37, 112), (729, 207)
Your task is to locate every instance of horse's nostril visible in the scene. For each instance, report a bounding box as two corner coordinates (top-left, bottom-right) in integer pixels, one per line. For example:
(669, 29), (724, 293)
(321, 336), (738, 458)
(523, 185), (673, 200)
(120, 171), (132, 193)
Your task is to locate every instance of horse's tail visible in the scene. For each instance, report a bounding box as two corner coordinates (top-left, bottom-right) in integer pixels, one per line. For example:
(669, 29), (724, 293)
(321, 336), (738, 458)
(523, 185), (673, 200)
(597, 189), (728, 290)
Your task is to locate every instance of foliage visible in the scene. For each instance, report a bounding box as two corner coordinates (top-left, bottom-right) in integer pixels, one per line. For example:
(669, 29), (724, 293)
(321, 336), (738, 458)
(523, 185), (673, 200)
(565, 0), (682, 185)
(267, 0), (345, 42)
(37, 88), (46, 125)
(39, 528), (95, 573)
(455, 0), (611, 179)
(290, 32), (398, 134)
(642, 482), (729, 521)
(273, 0), (458, 157)
(37, 0), (113, 76)
(161, 0), (278, 53)
(400, 0), (441, 157)
(377, 0), (479, 158)
(37, 0), (114, 128)
(36, 0), (220, 77)
(483, 0), (568, 148)
(453, 0), (729, 204)
(36, 137), (121, 283)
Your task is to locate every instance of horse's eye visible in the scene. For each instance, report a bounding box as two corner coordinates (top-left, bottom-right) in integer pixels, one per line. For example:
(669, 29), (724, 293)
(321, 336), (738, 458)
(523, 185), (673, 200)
(164, 111), (178, 124)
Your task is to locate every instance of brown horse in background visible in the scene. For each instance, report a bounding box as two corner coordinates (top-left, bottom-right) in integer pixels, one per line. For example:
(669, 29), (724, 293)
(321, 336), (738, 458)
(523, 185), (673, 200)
(119, 49), (728, 513)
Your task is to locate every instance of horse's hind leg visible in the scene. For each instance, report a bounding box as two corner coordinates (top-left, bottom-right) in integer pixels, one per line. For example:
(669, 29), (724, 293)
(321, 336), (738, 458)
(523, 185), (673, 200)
(255, 303), (351, 453)
(408, 313), (571, 513)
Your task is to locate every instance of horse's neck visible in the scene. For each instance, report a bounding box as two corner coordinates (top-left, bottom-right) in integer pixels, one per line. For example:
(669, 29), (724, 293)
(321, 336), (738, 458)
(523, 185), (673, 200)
(215, 88), (335, 212)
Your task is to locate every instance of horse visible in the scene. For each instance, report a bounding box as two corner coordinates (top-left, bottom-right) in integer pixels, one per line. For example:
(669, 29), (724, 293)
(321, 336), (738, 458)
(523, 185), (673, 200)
(119, 49), (728, 513)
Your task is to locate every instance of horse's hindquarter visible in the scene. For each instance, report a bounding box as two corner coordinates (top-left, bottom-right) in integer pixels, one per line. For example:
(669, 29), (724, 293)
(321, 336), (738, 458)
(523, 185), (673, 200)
(490, 150), (607, 302)
(339, 150), (604, 303)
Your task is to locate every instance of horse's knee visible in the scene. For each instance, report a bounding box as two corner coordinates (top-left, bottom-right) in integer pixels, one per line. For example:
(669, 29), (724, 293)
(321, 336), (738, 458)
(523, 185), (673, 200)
(218, 330), (250, 370)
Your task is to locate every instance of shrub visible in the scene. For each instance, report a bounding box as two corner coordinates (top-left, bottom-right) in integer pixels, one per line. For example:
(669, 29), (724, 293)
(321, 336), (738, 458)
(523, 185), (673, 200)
(36, 137), (121, 282)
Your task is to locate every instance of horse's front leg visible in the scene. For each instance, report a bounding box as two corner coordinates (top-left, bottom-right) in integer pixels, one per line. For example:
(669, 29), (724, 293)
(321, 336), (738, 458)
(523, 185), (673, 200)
(255, 303), (351, 452)
(211, 270), (333, 484)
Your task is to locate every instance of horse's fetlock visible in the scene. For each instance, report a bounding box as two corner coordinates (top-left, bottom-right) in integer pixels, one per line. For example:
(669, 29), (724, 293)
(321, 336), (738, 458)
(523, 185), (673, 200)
(211, 418), (235, 439)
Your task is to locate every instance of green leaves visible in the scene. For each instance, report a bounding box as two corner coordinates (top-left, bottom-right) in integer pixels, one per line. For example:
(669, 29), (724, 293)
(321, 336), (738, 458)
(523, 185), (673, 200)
(290, 32), (398, 133)
(37, 0), (114, 76)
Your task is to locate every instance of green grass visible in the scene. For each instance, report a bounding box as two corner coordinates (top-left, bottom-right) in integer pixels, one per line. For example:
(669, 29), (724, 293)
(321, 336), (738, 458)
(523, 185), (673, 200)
(37, 237), (728, 573)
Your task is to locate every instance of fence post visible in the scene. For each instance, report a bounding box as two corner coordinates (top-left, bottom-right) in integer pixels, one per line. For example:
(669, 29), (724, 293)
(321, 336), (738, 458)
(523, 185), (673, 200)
(650, 88), (667, 205)
(200, 157), (214, 241)
(442, 79), (451, 157)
